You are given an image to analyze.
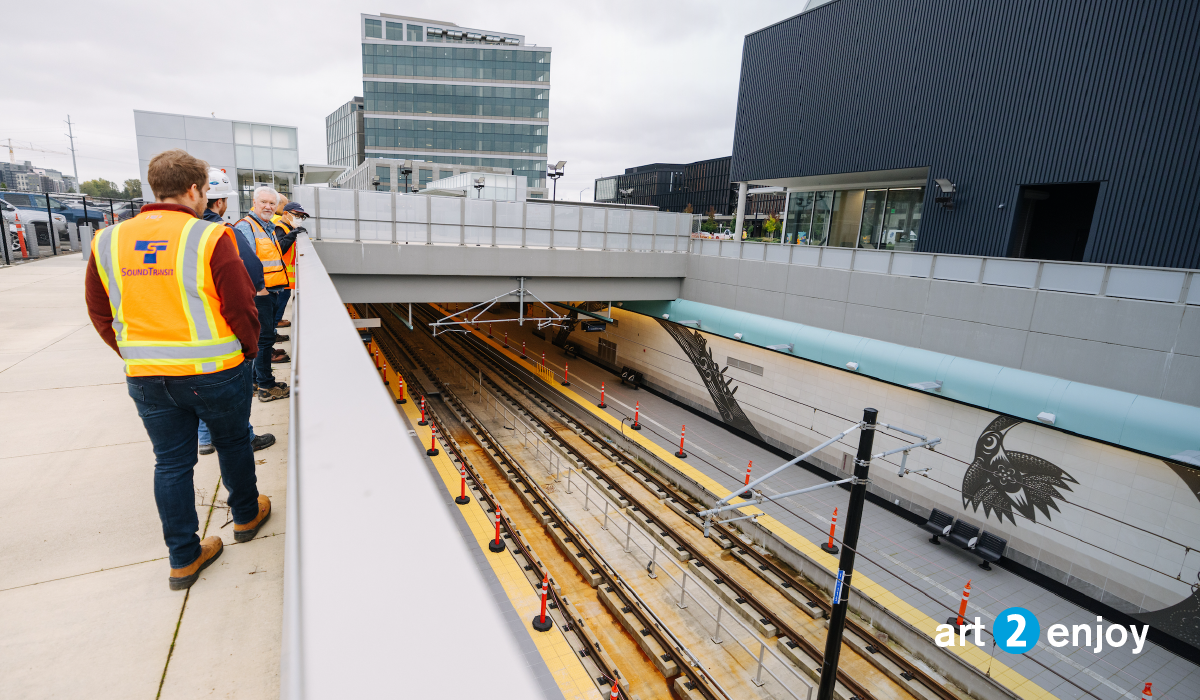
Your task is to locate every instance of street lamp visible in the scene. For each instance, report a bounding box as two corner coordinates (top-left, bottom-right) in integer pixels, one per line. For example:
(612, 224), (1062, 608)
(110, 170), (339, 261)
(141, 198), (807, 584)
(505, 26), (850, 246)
(474, 177), (486, 198)
(547, 160), (566, 201)
(400, 160), (413, 193)
(578, 187), (590, 202)
(619, 187), (634, 208)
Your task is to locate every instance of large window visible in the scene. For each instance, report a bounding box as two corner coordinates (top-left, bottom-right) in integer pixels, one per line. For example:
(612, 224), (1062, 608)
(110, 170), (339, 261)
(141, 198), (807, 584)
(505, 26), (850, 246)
(375, 165), (391, 191)
(385, 21), (403, 41)
(407, 24), (423, 42)
(363, 44), (551, 83)
(784, 187), (925, 250)
(365, 117), (547, 156)
(365, 18), (381, 38)
(364, 81), (548, 119)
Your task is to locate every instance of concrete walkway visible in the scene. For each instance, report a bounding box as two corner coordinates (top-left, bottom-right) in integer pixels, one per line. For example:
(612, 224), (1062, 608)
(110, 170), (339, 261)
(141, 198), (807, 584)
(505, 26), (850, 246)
(0, 255), (288, 699)
(483, 312), (1199, 700)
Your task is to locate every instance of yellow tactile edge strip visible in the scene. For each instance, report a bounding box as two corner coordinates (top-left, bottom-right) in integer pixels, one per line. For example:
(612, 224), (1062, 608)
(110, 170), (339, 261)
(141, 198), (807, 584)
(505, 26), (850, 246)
(358, 317), (597, 700)
(428, 304), (1060, 700)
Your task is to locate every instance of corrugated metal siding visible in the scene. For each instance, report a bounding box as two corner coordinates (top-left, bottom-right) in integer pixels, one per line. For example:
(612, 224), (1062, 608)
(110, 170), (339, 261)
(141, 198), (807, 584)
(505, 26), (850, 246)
(731, 0), (1200, 269)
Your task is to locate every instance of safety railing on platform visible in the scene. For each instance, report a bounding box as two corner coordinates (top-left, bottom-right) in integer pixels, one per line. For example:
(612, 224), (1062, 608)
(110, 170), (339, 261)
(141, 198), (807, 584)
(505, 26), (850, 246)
(291, 185), (693, 252)
(690, 237), (1200, 305)
(282, 233), (553, 699)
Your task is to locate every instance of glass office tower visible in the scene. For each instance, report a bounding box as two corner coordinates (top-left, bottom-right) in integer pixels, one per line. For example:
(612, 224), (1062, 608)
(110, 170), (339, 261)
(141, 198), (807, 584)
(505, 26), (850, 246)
(357, 13), (550, 197)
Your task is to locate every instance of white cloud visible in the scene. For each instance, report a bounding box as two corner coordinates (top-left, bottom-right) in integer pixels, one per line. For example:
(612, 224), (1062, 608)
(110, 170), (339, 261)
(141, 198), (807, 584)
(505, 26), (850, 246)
(2, 0), (799, 200)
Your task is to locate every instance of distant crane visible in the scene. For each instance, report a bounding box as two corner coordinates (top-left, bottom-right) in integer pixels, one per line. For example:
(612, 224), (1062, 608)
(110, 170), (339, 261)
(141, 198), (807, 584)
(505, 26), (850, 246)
(5, 138), (67, 163)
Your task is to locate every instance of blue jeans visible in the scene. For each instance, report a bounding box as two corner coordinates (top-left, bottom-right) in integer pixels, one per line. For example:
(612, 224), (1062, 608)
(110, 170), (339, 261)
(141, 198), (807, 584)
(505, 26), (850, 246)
(273, 288), (291, 328)
(127, 361), (260, 568)
(198, 419), (254, 446)
(254, 293), (278, 389)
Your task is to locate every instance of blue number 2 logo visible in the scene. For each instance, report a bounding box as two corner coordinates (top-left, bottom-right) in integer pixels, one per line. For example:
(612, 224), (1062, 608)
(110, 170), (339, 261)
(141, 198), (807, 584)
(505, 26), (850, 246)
(994, 607), (1040, 654)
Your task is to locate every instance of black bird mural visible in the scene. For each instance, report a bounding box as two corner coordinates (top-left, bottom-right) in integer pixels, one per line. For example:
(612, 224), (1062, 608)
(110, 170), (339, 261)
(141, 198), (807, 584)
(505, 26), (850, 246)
(962, 415), (1078, 526)
(656, 319), (763, 440)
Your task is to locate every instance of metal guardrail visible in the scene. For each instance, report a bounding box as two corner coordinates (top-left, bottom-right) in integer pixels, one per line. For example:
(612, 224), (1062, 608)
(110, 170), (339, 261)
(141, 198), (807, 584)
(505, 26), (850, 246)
(281, 233), (553, 699)
(292, 185), (692, 252)
(692, 238), (1200, 305)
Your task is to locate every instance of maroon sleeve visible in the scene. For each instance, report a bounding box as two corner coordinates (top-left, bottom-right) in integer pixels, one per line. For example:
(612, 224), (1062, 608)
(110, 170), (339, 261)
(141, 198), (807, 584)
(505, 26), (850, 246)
(85, 254), (121, 356)
(210, 234), (261, 359)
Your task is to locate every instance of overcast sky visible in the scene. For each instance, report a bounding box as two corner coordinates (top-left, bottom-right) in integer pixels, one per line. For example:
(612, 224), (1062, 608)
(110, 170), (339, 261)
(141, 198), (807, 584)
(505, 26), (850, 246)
(3, 1), (800, 201)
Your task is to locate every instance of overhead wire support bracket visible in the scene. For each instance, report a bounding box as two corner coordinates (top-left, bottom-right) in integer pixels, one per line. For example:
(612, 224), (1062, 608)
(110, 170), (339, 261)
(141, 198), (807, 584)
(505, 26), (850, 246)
(426, 276), (570, 336)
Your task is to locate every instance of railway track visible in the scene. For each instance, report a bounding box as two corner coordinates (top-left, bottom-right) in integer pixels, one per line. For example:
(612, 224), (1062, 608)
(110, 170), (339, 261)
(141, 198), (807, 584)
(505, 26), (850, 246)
(376, 302), (966, 700)
(369, 305), (732, 700)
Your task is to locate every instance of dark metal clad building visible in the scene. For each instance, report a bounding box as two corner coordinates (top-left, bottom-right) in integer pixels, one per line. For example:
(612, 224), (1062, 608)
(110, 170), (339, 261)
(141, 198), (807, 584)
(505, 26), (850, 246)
(731, 0), (1200, 269)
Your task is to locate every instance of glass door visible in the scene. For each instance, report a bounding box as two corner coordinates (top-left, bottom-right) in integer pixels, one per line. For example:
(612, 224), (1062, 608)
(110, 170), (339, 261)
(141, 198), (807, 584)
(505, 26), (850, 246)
(808, 191), (832, 246)
(881, 188), (924, 251)
(858, 189), (887, 248)
(785, 191), (813, 244)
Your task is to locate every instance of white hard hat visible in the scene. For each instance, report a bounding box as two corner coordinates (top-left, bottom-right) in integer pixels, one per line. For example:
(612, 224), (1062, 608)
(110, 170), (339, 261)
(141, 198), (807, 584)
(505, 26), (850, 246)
(206, 167), (236, 200)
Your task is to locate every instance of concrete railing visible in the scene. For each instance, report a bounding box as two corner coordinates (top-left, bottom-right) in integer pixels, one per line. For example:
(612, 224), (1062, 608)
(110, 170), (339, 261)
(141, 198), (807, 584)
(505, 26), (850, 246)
(282, 233), (552, 698)
(293, 185), (692, 253)
(692, 238), (1200, 305)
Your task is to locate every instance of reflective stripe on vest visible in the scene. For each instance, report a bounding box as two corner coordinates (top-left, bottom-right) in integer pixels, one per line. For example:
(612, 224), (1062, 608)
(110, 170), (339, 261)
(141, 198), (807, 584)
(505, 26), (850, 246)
(239, 215), (289, 287)
(93, 216), (243, 375)
(275, 217), (297, 289)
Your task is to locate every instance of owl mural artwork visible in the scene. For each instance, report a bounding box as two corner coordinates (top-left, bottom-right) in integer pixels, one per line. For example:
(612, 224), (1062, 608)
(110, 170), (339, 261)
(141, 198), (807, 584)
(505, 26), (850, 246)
(962, 415), (1078, 525)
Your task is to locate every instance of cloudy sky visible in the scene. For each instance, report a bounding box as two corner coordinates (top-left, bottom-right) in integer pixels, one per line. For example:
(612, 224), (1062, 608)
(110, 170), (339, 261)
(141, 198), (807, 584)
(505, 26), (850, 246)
(3, 1), (801, 201)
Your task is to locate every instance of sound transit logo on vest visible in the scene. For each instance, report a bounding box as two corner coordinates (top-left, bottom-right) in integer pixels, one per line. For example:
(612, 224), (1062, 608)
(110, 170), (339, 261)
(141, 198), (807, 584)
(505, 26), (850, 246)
(134, 240), (169, 264)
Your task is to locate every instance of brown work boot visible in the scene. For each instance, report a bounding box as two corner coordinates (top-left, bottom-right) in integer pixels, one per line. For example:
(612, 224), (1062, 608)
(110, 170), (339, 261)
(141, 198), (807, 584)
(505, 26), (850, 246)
(233, 495), (272, 543)
(257, 383), (290, 402)
(276, 319), (291, 328)
(169, 536), (223, 590)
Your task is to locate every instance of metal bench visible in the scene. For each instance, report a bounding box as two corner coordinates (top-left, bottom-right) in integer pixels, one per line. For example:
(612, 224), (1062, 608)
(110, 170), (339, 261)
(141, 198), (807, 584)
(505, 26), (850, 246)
(619, 366), (644, 389)
(946, 520), (980, 551)
(975, 531), (1007, 570)
(921, 508), (955, 545)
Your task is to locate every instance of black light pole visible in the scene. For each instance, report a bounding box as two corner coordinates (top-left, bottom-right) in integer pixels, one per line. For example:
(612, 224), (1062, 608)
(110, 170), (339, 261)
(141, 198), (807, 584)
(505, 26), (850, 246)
(400, 160), (413, 193)
(816, 407), (878, 700)
(548, 160), (565, 201)
(474, 177), (485, 198)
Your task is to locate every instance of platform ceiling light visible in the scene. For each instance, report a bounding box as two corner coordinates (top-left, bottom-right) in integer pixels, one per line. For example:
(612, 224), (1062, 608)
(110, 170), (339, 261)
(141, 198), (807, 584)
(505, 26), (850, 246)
(845, 361), (859, 371)
(934, 178), (957, 210)
(907, 380), (943, 391)
(661, 313), (669, 319)
(1037, 412), (1056, 425)
(767, 343), (794, 353)
(733, 332), (743, 340)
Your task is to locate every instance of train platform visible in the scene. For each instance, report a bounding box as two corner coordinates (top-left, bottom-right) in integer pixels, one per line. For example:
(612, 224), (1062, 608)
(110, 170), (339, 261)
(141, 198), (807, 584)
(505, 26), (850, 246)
(455, 307), (1200, 700)
(0, 254), (290, 699)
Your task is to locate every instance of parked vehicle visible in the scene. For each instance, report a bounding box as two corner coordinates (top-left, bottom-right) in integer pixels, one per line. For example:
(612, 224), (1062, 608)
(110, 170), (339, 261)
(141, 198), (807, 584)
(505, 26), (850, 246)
(1, 198), (65, 251)
(0, 192), (105, 228)
(105, 200), (144, 222)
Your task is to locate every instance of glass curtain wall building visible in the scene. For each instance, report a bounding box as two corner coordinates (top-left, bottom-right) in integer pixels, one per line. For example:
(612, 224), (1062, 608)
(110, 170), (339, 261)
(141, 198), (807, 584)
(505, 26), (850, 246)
(326, 97), (365, 168)
(356, 13), (550, 198)
(133, 110), (299, 221)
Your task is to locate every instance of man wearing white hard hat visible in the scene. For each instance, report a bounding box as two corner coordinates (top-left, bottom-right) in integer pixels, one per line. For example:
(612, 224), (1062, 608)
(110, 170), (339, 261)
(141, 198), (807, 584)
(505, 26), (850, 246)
(197, 168), (276, 455)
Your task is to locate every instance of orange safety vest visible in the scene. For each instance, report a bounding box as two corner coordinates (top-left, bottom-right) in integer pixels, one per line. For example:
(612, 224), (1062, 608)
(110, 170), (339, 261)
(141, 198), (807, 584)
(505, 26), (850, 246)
(238, 214), (289, 289)
(91, 210), (245, 377)
(272, 214), (297, 289)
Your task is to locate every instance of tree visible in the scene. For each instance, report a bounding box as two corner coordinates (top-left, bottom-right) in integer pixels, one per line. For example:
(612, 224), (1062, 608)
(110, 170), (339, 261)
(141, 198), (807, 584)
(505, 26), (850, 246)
(122, 179), (142, 199)
(701, 206), (718, 233)
(683, 202), (693, 214)
(763, 211), (781, 238)
(81, 178), (122, 199)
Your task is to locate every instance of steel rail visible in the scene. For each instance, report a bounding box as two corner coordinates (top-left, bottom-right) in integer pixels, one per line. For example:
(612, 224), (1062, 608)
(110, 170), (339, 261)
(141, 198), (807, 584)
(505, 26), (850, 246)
(372, 306), (732, 700)
(406, 305), (880, 700)
(414, 303), (962, 700)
